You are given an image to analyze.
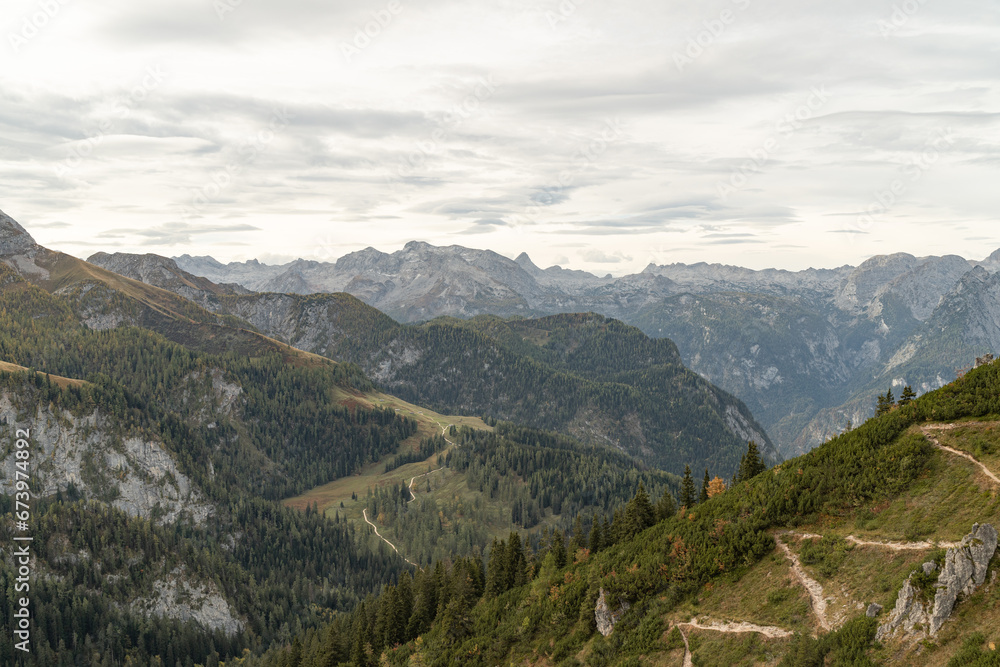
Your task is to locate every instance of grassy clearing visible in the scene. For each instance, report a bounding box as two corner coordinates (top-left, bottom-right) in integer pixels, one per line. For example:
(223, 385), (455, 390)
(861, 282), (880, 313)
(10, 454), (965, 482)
(843, 431), (1000, 544)
(931, 421), (1000, 480)
(685, 629), (789, 666)
(0, 360), (87, 389)
(669, 551), (814, 636)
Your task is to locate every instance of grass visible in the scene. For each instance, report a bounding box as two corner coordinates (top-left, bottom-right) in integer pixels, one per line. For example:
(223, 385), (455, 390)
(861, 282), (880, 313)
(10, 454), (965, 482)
(0, 360), (88, 389)
(685, 629), (788, 666)
(842, 428), (1000, 544)
(931, 421), (1000, 481)
(670, 551), (814, 636)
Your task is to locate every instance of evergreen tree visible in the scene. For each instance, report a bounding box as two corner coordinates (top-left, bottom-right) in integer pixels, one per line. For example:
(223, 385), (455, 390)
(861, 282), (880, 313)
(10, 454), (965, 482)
(655, 488), (677, 521)
(899, 385), (917, 406)
(588, 516), (604, 553)
(569, 514), (586, 554)
(623, 483), (656, 537)
(735, 441), (766, 484)
(680, 465), (696, 509)
(700, 468), (711, 504)
(550, 530), (567, 569)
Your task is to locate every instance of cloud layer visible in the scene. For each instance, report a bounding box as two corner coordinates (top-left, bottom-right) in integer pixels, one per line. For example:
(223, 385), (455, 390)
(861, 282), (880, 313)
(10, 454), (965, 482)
(2, 0), (999, 272)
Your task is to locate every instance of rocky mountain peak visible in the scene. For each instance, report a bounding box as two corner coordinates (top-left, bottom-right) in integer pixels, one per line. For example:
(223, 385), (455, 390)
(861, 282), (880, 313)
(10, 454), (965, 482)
(0, 209), (38, 256)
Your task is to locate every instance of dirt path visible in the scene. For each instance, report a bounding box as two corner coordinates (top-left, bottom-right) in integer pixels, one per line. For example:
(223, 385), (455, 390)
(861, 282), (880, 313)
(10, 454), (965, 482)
(775, 533), (831, 631)
(407, 467), (446, 503)
(678, 626), (693, 667)
(362, 508), (417, 567)
(676, 617), (792, 665)
(786, 530), (960, 551)
(921, 425), (1000, 486)
(844, 535), (961, 550)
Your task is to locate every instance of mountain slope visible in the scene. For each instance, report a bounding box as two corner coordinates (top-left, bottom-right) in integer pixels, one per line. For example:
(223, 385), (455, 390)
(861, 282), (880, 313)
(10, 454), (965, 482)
(89, 250), (776, 478)
(259, 355), (1000, 667)
(172, 241), (1000, 459)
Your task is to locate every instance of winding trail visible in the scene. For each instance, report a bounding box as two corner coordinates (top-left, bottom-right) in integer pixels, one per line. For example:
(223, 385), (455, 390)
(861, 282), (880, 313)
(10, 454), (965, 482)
(921, 424), (1000, 486)
(676, 618), (792, 665)
(407, 467), (446, 502)
(362, 508), (417, 567)
(844, 535), (961, 550)
(775, 533), (831, 631)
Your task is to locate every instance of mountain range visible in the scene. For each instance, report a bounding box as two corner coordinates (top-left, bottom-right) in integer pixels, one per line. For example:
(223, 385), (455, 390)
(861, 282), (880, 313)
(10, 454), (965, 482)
(171, 242), (1000, 458)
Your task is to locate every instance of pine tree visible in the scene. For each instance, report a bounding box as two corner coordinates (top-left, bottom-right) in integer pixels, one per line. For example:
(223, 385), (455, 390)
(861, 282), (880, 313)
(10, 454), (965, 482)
(707, 477), (726, 498)
(656, 488), (677, 521)
(624, 483), (656, 536)
(569, 514), (586, 554)
(699, 469), (710, 504)
(550, 530), (567, 569)
(680, 465), (696, 509)
(735, 441), (766, 484)
(899, 385), (917, 406)
(589, 516), (604, 553)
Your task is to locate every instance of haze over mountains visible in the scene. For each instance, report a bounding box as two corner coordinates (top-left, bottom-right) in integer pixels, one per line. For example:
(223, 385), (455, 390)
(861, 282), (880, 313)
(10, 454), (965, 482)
(168, 242), (1000, 458)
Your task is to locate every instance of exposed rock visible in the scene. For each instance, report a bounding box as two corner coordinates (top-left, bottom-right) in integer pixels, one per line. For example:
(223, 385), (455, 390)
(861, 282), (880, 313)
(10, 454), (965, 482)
(922, 562), (938, 576)
(0, 209), (38, 256)
(877, 523), (998, 641)
(930, 523), (998, 634)
(866, 603), (883, 618)
(132, 566), (243, 636)
(0, 392), (212, 524)
(595, 588), (630, 637)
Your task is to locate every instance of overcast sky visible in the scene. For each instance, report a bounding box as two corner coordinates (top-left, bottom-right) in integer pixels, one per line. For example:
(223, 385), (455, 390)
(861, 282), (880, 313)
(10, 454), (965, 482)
(1, 0), (998, 274)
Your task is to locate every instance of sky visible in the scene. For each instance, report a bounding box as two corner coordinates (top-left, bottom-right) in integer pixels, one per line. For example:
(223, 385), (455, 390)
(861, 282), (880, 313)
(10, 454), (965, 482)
(1, 0), (999, 275)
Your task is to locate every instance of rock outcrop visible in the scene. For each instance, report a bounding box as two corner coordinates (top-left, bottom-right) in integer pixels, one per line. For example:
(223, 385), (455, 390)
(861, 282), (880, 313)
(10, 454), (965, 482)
(0, 391), (212, 524)
(595, 588), (630, 637)
(132, 567), (243, 636)
(877, 523), (998, 641)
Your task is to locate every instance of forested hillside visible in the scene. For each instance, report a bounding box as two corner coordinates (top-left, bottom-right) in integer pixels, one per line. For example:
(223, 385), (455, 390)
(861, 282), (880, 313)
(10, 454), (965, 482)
(86, 250), (776, 479)
(253, 356), (1000, 667)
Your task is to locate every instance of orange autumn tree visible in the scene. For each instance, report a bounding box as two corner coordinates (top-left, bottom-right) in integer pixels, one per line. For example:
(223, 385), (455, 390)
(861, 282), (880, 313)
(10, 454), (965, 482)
(707, 476), (727, 498)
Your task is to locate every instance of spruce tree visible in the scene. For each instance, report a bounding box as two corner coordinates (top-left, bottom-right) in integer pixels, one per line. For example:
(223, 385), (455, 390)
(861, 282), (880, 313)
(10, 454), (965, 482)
(699, 469), (710, 504)
(735, 441), (766, 484)
(680, 465), (696, 509)
(899, 385), (917, 406)
(589, 516), (604, 553)
(569, 514), (586, 554)
(656, 488), (677, 521)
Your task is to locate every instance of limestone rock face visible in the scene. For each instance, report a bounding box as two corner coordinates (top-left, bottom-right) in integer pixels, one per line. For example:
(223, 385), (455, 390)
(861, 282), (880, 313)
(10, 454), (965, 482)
(930, 523), (998, 634)
(132, 566), (243, 636)
(0, 209), (37, 256)
(877, 523), (998, 641)
(595, 588), (630, 637)
(866, 603), (883, 618)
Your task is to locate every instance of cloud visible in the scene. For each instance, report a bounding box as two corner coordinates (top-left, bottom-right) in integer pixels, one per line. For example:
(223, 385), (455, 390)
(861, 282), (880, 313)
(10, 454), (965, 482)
(98, 222), (260, 245)
(581, 249), (633, 264)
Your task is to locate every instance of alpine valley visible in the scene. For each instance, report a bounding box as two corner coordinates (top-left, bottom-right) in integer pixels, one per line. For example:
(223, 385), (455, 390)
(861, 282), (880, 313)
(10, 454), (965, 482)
(167, 241), (1000, 459)
(0, 209), (997, 666)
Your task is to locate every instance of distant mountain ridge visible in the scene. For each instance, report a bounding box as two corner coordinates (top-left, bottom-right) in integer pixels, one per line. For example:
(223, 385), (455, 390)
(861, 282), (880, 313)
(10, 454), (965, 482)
(89, 248), (775, 478)
(171, 242), (1000, 457)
